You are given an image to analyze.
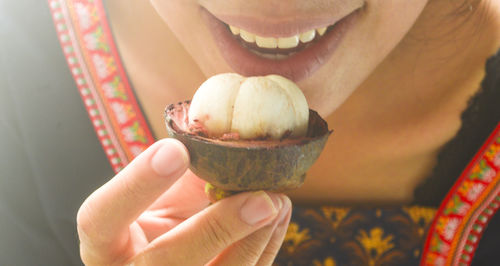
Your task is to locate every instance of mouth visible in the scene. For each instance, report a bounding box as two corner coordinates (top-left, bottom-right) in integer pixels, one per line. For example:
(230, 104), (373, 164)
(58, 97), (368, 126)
(229, 25), (330, 60)
(201, 7), (361, 81)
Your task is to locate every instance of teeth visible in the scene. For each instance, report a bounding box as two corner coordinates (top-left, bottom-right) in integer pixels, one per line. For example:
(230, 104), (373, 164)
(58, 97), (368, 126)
(228, 24), (331, 53)
(240, 29), (255, 43)
(229, 25), (240, 35)
(275, 54), (289, 60)
(251, 51), (292, 60)
(317, 27), (327, 36)
(278, 36), (299, 49)
(299, 30), (315, 43)
(255, 36), (278, 49)
(259, 52), (278, 60)
(229, 25), (329, 43)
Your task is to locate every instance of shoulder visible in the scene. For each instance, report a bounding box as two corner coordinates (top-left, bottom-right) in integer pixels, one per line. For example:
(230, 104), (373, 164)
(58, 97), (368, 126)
(1, 1), (113, 264)
(414, 48), (500, 205)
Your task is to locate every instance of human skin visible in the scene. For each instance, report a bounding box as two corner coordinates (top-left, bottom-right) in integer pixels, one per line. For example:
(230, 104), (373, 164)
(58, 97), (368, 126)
(77, 0), (500, 264)
(77, 139), (292, 265)
(106, 0), (500, 204)
(149, 0), (428, 116)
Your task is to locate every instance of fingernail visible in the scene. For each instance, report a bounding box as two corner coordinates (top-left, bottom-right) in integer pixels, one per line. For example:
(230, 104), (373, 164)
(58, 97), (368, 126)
(269, 192), (283, 211)
(240, 191), (279, 225)
(278, 196), (291, 226)
(151, 139), (189, 176)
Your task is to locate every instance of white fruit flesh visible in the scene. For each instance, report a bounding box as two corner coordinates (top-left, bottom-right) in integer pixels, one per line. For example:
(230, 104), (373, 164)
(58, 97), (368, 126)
(188, 73), (244, 136)
(188, 73), (309, 140)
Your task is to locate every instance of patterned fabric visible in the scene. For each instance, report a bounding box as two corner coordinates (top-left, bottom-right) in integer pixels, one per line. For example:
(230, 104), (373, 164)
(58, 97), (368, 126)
(48, 0), (155, 173)
(422, 123), (500, 266)
(48, 1), (500, 265)
(275, 206), (436, 266)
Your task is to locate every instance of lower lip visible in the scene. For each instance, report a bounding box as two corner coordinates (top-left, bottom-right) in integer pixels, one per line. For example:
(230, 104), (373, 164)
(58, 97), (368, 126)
(202, 8), (359, 82)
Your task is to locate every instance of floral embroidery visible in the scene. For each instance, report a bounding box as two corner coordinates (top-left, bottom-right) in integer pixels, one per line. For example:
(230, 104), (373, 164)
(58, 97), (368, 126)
(84, 26), (109, 52)
(313, 257), (337, 266)
(443, 195), (470, 216)
(110, 102), (135, 125)
(470, 160), (495, 182)
(276, 206), (436, 266)
(485, 142), (500, 167)
(422, 123), (500, 266)
(92, 53), (116, 79)
(103, 76), (127, 100)
(403, 206), (436, 236)
(356, 227), (395, 264)
(122, 122), (148, 144)
(48, 2), (500, 265)
(320, 206), (350, 230)
(74, 1), (97, 30)
(50, 0), (155, 171)
(284, 222), (312, 254)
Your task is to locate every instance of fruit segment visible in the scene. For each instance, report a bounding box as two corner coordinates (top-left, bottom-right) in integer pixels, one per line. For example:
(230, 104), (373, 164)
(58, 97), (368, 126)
(188, 73), (309, 140)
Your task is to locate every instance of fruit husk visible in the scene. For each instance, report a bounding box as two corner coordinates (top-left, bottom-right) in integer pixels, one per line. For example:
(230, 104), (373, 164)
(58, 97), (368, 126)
(165, 101), (331, 201)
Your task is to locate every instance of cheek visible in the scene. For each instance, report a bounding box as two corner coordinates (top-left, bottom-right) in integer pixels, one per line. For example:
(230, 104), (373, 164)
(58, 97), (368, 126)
(149, 0), (429, 115)
(149, 0), (231, 76)
(361, 1), (429, 50)
(300, 0), (428, 114)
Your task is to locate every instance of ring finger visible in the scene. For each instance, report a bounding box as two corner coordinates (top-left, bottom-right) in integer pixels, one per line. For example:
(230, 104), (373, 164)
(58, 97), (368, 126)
(208, 195), (291, 266)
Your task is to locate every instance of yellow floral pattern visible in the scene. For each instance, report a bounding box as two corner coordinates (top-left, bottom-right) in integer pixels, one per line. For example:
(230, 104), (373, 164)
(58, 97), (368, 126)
(284, 222), (312, 254)
(276, 206), (436, 266)
(313, 257), (337, 266)
(403, 206), (436, 236)
(357, 227), (395, 263)
(321, 206), (349, 230)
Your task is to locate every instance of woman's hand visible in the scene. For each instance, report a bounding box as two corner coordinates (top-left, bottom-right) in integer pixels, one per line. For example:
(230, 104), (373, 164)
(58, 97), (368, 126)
(76, 139), (292, 265)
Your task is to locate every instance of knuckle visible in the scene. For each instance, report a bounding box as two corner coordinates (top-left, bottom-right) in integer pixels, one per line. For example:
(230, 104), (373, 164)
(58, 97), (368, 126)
(76, 199), (97, 239)
(236, 241), (262, 264)
(132, 242), (176, 266)
(203, 216), (233, 248)
(79, 243), (95, 265)
(121, 176), (147, 202)
(260, 245), (280, 261)
(265, 234), (284, 252)
(236, 227), (275, 263)
(130, 250), (153, 266)
(259, 236), (285, 263)
(76, 197), (112, 247)
(243, 231), (270, 253)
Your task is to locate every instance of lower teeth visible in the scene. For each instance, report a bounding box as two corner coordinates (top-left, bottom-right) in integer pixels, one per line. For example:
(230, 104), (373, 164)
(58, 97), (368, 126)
(250, 50), (295, 60)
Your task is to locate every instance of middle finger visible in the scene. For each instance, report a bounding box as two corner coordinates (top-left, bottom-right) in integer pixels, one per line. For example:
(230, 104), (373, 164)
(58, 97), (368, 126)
(208, 195), (290, 266)
(147, 170), (210, 217)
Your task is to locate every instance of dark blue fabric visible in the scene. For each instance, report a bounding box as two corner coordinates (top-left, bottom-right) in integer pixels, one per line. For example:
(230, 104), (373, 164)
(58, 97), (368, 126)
(0, 1), (498, 265)
(0, 1), (114, 265)
(471, 211), (500, 266)
(276, 206), (435, 266)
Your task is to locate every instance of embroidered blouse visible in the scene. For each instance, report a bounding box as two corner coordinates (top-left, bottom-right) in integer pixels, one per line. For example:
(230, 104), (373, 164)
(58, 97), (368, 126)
(46, 1), (500, 265)
(0, 0), (497, 265)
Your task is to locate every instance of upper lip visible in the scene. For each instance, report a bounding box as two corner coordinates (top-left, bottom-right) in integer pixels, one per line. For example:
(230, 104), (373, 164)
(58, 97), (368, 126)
(200, 0), (365, 37)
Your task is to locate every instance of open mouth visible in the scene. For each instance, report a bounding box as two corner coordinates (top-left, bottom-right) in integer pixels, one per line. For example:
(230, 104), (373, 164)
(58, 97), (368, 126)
(202, 7), (360, 81)
(227, 24), (333, 60)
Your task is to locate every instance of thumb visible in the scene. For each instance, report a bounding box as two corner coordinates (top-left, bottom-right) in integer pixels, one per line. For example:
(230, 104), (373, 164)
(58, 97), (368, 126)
(133, 191), (283, 265)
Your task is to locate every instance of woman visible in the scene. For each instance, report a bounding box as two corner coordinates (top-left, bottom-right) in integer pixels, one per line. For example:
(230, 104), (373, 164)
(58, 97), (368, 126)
(1, 0), (499, 265)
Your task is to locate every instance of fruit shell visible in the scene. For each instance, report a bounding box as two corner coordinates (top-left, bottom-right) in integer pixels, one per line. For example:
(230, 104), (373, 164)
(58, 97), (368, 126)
(164, 101), (331, 192)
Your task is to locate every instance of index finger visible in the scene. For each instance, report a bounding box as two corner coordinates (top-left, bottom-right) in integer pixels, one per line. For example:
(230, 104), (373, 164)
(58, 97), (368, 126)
(77, 139), (189, 247)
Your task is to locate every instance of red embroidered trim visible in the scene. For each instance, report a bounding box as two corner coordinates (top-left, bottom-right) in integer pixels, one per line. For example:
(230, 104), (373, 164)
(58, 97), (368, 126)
(421, 123), (500, 266)
(48, 0), (155, 173)
(49, 1), (500, 263)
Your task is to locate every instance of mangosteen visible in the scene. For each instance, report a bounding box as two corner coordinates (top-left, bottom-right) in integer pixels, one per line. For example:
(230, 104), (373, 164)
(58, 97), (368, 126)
(164, 73), (331, 201)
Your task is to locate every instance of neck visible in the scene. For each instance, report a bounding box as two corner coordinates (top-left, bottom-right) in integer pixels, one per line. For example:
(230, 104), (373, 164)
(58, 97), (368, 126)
(288, 1), (500, 205)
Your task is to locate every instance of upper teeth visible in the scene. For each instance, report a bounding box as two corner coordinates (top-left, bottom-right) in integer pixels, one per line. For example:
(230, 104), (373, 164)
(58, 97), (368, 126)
(229, 25), (329, 49)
